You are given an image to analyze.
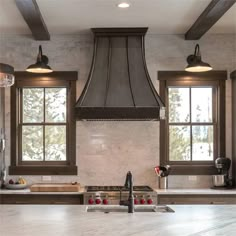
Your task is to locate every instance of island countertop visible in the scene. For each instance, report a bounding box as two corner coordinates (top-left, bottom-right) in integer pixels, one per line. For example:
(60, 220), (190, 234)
(0, 205), (236, 236)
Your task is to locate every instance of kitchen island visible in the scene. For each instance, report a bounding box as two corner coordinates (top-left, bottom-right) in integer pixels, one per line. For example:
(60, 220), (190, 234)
(0, 205), (236, 236)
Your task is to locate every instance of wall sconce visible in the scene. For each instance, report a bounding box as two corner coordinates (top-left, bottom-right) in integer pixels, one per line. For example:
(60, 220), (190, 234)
(230, 70), (236, 79)
(0, 63), (15, 87)
(185, 44), (212, 72)
(26, 45), (53, 73)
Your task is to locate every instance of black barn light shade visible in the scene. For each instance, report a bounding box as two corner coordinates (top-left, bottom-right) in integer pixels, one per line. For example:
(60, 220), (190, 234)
(26, 45), (53, 73)
(0, 63), (15, 87)
(185, 44), (212, 72)
(230, 70), (236, 79)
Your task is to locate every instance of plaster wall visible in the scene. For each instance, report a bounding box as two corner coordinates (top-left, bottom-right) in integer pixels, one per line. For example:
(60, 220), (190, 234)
(0, 33), (235, 188)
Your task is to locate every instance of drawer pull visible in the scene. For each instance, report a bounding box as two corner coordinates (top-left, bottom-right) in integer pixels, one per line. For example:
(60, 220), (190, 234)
(54, 202), (68, 204)
(171, 202), (186, 204)
(211, 201), (226, 204)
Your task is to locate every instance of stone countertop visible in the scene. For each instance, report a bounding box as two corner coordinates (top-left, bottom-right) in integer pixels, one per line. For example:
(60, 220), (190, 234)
(0, 205), (236, 236)
(1, 188), (236, 195)
(155, 188), (236, 195)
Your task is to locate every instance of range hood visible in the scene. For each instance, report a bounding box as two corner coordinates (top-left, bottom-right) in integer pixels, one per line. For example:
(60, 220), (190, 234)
(76, 28), (165, 120)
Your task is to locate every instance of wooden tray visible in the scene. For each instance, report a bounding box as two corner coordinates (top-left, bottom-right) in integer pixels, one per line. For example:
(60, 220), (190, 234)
(30, 183), (80, 192)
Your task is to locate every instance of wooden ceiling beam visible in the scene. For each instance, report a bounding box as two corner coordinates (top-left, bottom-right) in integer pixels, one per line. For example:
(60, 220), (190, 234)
(185, 0), (236, 40)
(15, 0), (50, 40)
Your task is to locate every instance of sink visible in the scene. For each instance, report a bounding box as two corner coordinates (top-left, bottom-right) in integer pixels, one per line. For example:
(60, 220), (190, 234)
(86, 205), (174, 213)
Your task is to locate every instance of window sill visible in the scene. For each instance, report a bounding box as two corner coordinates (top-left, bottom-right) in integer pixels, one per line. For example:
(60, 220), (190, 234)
(9, 165), (78, 175)
(167, 165), (217, 175)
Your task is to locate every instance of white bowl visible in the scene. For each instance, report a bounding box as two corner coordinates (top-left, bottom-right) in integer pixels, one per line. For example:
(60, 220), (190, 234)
(5, 183), (27, 190)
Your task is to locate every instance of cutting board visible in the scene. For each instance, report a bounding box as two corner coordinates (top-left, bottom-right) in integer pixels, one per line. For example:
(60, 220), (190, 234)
(30, 183), (80, 192)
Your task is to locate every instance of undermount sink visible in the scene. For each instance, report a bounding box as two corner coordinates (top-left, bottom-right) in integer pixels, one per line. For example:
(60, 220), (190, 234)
(86, 205), (174, 213)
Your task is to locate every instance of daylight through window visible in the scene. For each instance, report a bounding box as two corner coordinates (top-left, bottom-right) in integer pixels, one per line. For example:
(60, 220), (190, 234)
(21, 88), (67, 162)
(168, 87), (214, 162)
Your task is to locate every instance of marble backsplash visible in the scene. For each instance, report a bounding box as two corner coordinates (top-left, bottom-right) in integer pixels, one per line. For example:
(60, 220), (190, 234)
(0, 33), (235, 189)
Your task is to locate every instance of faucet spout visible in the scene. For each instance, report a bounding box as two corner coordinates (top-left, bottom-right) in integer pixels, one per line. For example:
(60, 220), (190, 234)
(120, 171), (134, 213)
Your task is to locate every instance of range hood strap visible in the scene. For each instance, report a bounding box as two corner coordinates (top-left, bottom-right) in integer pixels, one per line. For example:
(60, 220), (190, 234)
(104, 37), (111, 107)
(126, 36), (135, 107)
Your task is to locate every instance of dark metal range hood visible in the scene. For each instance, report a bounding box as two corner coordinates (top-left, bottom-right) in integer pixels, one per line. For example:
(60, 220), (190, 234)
(76, 28), (165, 120)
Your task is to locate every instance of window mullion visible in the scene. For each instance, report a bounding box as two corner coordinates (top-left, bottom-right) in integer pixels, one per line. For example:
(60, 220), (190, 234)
(19, 89), (23, 163)
(20, 88), (23, 124)
(190, 87), (192, 162)
(43, 88), (46, 162)
(213, 86), (217, 159)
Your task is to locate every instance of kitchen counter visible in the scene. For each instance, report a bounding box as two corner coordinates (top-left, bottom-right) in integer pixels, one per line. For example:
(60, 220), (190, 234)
(0, 188), (85, 194)
(155, 188), (236, 195)
(0, 205), (236, 236)
(1, 187), (236, 195)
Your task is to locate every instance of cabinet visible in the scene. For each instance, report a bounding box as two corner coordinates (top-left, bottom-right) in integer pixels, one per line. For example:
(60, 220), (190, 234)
(231, 71), (236, 187)
(0, 88), (5, 176)
(0, 194), (83, 204)
(0, 88), (4, 131)
(157, 194), (236, 204)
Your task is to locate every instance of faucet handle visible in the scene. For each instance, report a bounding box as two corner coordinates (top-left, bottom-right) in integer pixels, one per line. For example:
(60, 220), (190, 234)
(125, 171), (132, 188)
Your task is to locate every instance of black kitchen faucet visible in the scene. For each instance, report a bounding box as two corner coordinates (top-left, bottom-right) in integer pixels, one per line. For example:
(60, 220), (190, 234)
(119, 171), (134, 213)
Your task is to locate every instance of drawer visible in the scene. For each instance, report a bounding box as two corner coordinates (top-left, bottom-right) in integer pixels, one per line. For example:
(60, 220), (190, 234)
(157, 194), (236, 205)
(0, 194), (83, 204)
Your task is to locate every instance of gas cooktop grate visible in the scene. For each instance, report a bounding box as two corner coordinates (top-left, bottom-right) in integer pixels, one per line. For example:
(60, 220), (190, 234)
(86, 186), (153, 192)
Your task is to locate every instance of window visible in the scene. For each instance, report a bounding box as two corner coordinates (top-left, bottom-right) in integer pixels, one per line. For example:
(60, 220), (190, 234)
(10, 72), (77, 175)
(21, 88), (67, 162)
(169, 87), (214, 161)
(159, 71), (226, 175)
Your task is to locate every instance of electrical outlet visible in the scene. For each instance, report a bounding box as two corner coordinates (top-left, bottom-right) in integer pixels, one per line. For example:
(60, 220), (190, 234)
(188, 176), (197, 181)
(42, 176), (52, 181)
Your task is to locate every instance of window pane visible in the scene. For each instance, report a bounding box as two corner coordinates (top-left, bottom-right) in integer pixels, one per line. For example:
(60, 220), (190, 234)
(168, 88), (190, 123)
(45, 88), (67, 122)
(192, 125), (213, 161)
(169, 126), (190, 161)
(45, 126), (66, 161)
(23, 88), (44, 123)
(191, 88), (212, 122)
(22, 126), (43, 161)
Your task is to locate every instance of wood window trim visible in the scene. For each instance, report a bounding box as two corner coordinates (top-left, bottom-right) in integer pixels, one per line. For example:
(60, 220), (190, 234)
(158, 71), (226, 175)
(9, 72), (78, 175)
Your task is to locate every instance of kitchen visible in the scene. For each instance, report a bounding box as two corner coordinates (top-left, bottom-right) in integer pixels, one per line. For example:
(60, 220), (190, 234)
(0, 0), (236, 235)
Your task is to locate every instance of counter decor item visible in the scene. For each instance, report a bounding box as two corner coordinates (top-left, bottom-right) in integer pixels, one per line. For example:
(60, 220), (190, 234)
(212, 157), (234, 189)
(6, 183), (27, 190)
(154, 165), (171, 189)
(0, 63), (15, 87)
(5, 177), (28, 190)
(30, 183), (81, 192)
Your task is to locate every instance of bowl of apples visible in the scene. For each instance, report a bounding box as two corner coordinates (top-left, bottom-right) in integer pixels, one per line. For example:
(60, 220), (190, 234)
(6, 177), (27, 190)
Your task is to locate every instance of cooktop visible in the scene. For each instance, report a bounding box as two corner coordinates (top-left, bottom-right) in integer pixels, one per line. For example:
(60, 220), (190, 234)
(86, 186), (153, 192)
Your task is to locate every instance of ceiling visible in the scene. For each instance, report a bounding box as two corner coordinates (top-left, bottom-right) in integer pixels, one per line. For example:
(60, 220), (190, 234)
(0, 0), (235, 35)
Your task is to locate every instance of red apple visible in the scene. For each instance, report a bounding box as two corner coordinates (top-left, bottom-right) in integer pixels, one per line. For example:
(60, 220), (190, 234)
(9, 179), (14, 184)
